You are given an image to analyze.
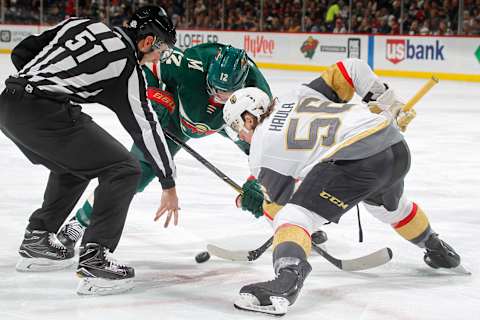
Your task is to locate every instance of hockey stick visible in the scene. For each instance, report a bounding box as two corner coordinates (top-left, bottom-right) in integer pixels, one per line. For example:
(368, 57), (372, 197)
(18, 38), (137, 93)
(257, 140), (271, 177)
(207, 231), (327, 262)
(311, 243), (393, 271)
(163, 129), (242, 193)
(207, 237), (393, 271)
(402, 76), (439, 112)
(165, 130), (393, 271)
(206, 236), (273, 262)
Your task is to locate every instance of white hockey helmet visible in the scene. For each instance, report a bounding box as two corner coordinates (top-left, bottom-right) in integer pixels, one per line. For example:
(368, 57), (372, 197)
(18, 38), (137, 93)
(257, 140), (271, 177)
(223, 87), (271, 132)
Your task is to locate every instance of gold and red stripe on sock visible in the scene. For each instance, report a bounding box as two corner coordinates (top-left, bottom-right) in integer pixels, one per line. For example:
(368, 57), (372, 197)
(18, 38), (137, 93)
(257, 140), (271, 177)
(273, 223), (312, 256)
(392, 203), (432, 246)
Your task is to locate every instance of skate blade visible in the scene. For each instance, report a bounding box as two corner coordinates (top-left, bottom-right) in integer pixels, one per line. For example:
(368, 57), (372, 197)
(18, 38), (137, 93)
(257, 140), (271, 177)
(234, 293), (289, 316)
(449, 264), (472, 276)
(16, 257), (74, 272)
(77, 277), (134, 296)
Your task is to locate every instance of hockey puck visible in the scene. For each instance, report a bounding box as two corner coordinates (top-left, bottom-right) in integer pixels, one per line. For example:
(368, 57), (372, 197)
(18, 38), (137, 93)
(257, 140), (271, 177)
(195, 251), (211, 263)
(312, 230), (328, 245)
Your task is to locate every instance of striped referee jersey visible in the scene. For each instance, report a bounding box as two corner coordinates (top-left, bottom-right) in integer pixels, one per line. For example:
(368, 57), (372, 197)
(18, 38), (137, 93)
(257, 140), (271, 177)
(11, 18), (176, 188)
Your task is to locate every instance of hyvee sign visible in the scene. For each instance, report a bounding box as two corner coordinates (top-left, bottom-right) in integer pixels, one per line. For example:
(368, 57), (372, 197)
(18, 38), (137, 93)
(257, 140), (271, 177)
(244, 35), (275, 58)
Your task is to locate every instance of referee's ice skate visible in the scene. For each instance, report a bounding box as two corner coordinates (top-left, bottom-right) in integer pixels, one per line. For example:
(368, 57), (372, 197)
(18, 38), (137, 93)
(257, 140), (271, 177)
(76, 243), (135, 295)
(57, 217), (85, 253)
(16, 229), (74, 272)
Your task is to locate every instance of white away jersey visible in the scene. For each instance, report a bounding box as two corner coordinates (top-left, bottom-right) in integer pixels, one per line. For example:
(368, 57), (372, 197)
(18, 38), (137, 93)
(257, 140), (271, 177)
(249, 85), (402, 181)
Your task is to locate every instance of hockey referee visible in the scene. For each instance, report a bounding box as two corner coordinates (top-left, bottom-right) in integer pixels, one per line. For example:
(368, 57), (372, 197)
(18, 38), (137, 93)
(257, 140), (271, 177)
(0, 6), (178, 295)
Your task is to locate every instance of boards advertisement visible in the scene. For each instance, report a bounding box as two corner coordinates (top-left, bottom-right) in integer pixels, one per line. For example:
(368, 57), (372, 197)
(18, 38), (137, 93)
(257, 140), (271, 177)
(0, 24), (478, 81)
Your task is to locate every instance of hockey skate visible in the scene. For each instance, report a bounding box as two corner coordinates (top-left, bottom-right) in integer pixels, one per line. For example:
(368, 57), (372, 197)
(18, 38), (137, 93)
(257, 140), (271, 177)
(234, 260), (312, 316)
(76, 243), (135, 296)
(57, 217), (85, 252)
(423, 233), (469, 274)
(16, 229), (75, 272)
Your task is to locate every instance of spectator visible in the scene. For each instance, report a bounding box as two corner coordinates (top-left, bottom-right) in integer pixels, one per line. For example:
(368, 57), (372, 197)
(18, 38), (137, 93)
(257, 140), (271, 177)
(333, 17), (347, 33)
(420, 20), (432, 35)
(378, 16), (392, 33)
(434, 20), (452, 35)
(409, 20), (420, 34)
(358, 17), (372, 33)
(325, 1), (341, 31)
(1, 0), (477, 35)
(310, 17), (326, 33)
(193, 0), (206, 16)
(303, 15), (313, 32)
(474, 15), (480, 35)
(390, 17), (400, 34)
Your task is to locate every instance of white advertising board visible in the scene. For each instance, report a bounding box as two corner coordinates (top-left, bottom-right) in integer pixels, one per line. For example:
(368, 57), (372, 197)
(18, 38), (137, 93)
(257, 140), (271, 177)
(176, 30), (369, 68)
(0, 25), (41, 51)
(0, 24), (478, 81)
(374, 35), (480, 78)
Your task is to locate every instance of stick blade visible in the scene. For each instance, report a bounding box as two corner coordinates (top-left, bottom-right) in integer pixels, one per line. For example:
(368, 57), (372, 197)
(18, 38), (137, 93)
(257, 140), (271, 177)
(340, 247), (393, 271)
(206, 244), (249, 261)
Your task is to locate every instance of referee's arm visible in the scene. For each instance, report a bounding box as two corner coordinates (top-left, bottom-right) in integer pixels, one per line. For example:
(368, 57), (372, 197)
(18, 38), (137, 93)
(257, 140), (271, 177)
(113, 63), (176, 189)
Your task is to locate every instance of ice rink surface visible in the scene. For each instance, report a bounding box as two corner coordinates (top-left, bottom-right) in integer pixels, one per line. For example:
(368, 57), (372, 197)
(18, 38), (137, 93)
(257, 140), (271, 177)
(0, 54), (479, 319)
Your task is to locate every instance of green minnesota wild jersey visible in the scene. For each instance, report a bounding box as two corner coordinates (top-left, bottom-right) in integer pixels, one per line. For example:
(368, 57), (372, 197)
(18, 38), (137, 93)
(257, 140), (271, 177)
(145, 43), (272, 142)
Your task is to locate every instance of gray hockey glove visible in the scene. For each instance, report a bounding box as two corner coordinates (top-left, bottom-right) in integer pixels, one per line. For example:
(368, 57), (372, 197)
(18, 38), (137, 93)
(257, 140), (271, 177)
(368, 88), (416, 132)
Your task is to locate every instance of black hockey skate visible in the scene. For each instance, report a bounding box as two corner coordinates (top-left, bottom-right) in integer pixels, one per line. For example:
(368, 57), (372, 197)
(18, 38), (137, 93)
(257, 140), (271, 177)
(234, 260), (312, 316)
(76, 243), (135, 295)
(423, 233), (460, 269)
(57, 217), (85, 252)
(16, 229), (75, 271)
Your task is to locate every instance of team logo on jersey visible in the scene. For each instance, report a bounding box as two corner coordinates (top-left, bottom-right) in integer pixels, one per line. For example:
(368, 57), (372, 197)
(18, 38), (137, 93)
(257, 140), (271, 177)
(386, 39), (445, 64)
(180, 117), (217, 138)
(300, 36), (319, 59)
(178, 97), (218, 138)
(475, 46), (480, 63)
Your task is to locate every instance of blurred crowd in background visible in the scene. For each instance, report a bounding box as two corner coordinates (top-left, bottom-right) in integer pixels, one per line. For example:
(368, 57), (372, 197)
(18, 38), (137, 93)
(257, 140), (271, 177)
(2, 0), (480, 35)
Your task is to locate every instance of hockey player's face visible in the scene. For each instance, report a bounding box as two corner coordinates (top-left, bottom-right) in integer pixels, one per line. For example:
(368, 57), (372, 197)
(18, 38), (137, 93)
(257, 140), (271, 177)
(243, 113), (257, 130)
(237, 113), (257, 144)
(140, 51), (161, 65)
(213, 90), (234, 104)
(152, 39), (173, 62)
(138, 36), (172, 64)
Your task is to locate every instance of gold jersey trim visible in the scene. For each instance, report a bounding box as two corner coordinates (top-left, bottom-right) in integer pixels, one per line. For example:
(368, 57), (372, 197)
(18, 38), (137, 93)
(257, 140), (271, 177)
(322, 119), (390, 160)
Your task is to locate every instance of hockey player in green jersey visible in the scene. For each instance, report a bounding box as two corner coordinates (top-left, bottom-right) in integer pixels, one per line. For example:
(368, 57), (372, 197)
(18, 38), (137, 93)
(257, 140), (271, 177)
(56, 43), (272, 249)
(138, 42), (271, 163)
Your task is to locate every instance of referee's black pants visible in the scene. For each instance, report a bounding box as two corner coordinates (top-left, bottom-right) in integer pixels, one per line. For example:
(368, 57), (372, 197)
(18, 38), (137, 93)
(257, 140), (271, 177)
(0, 86), (140, 251)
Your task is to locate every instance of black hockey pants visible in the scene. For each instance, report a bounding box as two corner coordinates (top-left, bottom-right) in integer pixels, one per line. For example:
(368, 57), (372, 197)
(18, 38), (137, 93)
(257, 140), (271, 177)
(290, 140), (410, 223)
(0, 79), (140, 251)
